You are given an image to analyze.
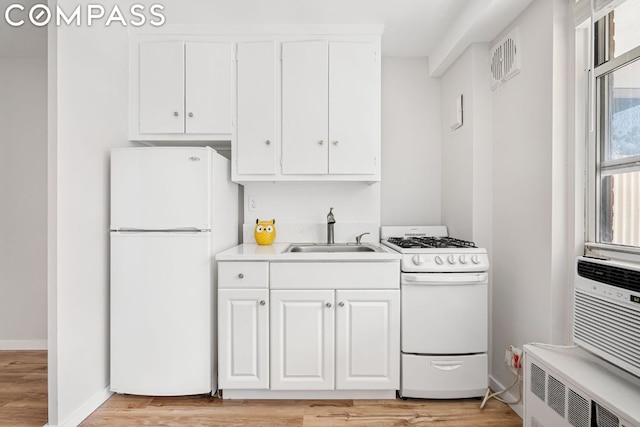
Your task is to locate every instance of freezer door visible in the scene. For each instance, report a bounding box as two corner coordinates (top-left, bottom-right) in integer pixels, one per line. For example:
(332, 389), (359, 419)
(110, 232), (212, 395)
(111, 147), (212, 230)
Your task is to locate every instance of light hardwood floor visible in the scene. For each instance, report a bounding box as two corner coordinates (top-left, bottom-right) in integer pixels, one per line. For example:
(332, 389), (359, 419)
(83, 393), (522, 426)
(0, 351), (523, 426)
(0, 351), (48, 427)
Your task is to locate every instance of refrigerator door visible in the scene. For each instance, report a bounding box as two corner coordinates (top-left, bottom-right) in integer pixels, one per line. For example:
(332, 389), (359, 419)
(111, 147), (212, 230)
(110, 231), (212, 395)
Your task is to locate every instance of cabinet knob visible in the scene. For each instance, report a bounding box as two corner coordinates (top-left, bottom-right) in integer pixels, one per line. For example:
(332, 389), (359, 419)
(173, 111), (179, 117)
(237, 273), (244, 279)
(266, 140), (271, 146)
(325, 302), (332, 308)
(333, 140), (339, 145)
(318, 140), (324, 145)
(260, 300), (266, 306)
(188, 112), (194, 118)
(338, 301), (344, 307)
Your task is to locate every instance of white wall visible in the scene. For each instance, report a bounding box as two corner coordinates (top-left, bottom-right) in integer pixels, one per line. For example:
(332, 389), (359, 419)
(439, 44), (492, 245)
(48, 0), (131, 423)
(0, 11), (48, 349)
(490, 0), (569, 402)
(380, 57), (441, 226)
(438, 0), (571, 411)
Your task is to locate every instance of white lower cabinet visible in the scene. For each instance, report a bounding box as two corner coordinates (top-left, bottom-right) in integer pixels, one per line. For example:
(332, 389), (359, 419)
(335, 290), (400, 390)
(218, 289), (269, 389)
(270, 290), (335, 390)
(217, 260), (400, 396)
(270, 289), (399, 391)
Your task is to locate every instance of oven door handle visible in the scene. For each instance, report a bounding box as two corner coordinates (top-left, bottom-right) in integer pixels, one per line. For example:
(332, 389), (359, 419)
(402, 272), (488, 285)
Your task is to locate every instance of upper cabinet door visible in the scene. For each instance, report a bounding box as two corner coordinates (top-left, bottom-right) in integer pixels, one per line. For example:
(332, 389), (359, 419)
(281, 41), (329, 175)
(139, 41), (184, 134)
(329, 42), (378, 175)
(237, 42), (277, 175)
(185, 43), (233, 134)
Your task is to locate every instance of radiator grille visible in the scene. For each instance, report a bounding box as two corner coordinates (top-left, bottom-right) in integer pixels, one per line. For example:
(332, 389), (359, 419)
(568, 389), (590, 427)
(577, 259), (640, 293)
(548, 375), (566, 417)
(530, 363), (546, 402)
(574, 290), (640, 375)
(593, 402), (619, 427)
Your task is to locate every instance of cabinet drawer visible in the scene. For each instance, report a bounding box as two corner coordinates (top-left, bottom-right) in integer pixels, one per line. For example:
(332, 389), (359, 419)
(219, 262), (269, 288)
(270, 261), (399, 289)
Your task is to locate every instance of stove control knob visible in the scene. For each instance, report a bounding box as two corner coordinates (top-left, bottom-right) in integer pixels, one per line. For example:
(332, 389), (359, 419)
(412, 255), (425, 266)
(471, 255), (480, 264)
(459, 255), (468, 264)
(435, 256), (443, 265)
(447, 255), (456, 264)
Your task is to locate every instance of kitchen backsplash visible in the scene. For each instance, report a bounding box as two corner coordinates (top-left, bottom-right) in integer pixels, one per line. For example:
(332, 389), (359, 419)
(241, 222), (380, 244)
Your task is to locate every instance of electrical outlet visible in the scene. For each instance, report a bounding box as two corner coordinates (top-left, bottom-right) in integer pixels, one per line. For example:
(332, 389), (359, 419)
(248, 196), (259, 212)
(505, 345), (523, 373)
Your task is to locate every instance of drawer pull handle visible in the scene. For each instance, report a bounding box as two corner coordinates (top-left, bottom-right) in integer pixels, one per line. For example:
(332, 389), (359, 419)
(325, 302), (332, 308)
(260, 300), (266, 306)
(237, 273), (244, 279)
(338, 302), (344, 307)
(431, 361), (462, 371)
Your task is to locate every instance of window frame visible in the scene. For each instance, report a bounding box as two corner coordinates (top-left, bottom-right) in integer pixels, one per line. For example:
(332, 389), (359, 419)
(585, 4), (640, 260)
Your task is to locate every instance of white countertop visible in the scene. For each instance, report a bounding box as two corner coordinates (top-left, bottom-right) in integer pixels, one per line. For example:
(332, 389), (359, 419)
(216, 242), (402, 261)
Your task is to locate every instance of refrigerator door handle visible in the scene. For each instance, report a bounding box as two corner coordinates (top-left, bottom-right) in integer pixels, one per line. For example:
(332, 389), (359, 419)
(114, 227), (208, 233)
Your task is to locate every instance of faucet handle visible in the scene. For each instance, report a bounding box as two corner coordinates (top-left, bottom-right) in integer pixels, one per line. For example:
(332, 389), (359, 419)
(355, 232), (371, 245)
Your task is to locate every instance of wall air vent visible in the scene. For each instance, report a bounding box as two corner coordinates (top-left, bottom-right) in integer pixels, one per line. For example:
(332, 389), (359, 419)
(489, 27), (521, 90)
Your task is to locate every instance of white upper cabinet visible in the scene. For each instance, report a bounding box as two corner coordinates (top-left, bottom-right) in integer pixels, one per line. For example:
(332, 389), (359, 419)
(185, 43), (233, 135)
(139, 41), (184, 134)
(237, 42), (278, 175)
(281, 41), (329, 175)
(131, 40), (234, 141)
(328, 42), (377, 175)
(279, 41), (379, 178)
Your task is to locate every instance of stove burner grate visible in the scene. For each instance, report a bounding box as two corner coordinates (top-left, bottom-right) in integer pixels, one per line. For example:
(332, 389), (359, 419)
(386, 236), (476, 249)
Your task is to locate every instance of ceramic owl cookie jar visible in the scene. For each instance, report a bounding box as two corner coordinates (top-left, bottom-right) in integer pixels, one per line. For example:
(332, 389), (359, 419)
(254, 219), (276, 245)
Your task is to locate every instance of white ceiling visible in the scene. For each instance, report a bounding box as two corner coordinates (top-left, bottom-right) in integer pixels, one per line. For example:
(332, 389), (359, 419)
(165, 0), (470, 57)
(1, 0), (535, 74)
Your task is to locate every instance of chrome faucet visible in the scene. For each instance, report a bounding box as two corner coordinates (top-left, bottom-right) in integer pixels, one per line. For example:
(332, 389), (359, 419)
(355, 232), (370, 245)
(327, 207), (336, 244)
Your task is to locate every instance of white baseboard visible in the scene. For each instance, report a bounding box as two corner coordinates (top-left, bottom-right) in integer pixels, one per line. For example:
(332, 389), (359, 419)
(489, 374), (523, 418)
(49, 385), (112, 427)
(0, 339), (47, 350)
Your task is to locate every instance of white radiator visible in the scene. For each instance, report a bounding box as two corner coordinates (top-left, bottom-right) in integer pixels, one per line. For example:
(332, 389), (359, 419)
(574, 256), (640, 378)
(523, 344), (640, 427)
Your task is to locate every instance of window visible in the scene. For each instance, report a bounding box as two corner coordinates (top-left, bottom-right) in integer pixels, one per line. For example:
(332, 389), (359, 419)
(589, 0), (640, 255)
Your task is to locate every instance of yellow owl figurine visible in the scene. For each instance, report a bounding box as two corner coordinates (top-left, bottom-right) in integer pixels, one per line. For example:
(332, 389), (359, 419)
(254, 219), (276, 245)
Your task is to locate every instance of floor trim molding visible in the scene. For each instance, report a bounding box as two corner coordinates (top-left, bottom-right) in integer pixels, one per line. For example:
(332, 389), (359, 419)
(0, 339), (47, 350)
(52, 385), (112, 427)
(489, 374), (523, 418)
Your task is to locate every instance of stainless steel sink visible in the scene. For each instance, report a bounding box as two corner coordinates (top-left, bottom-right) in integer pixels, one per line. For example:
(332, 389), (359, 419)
(283, 243), (382, 253)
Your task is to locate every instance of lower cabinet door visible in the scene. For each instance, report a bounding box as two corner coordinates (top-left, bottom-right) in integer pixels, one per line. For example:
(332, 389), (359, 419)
(270, 290), (335, 390)
(218, 289), (269, 389)
(335, 290), (400, 390)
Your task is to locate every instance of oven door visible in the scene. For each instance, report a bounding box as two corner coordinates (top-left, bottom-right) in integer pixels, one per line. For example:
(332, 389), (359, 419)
(401, 272), (488, 355)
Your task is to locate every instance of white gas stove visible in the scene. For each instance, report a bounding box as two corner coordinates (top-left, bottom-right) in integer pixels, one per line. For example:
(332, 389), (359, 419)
(380, 226), (489, 399)
(380, 226), (489, 273)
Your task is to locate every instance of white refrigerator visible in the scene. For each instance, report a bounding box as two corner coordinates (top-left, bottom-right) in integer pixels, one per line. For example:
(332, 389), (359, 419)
(110, 146), (238, 396)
